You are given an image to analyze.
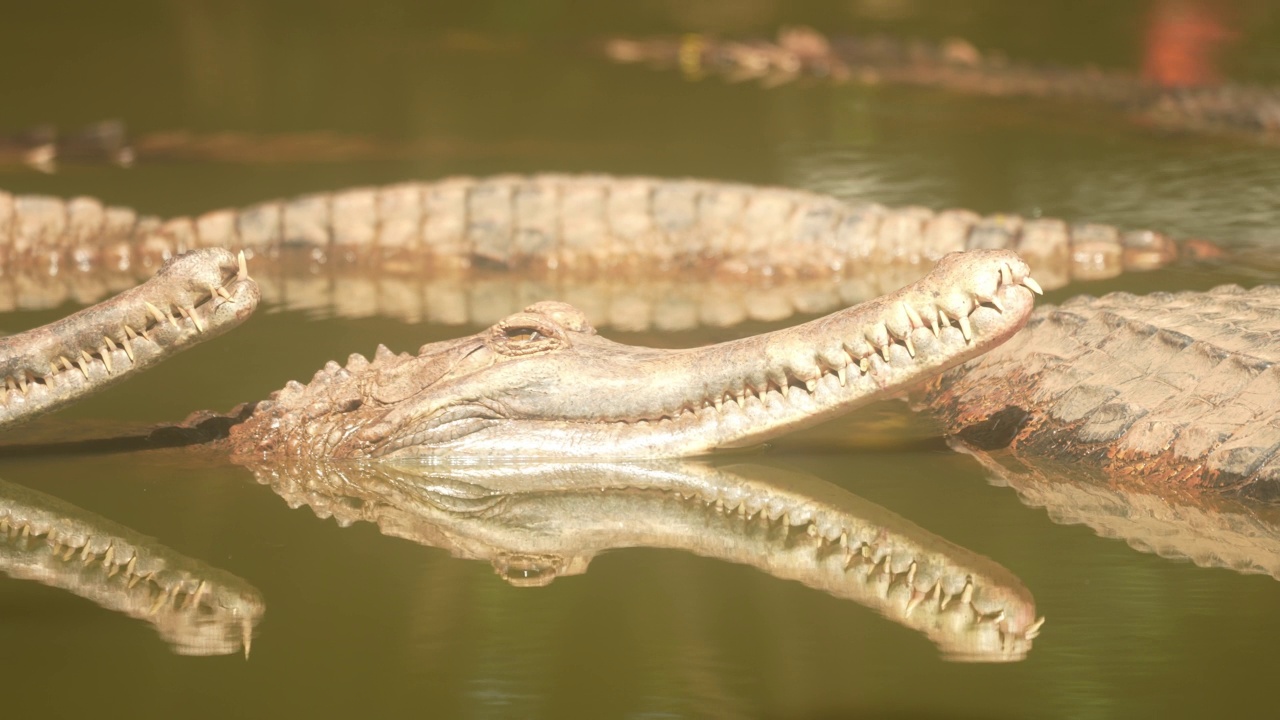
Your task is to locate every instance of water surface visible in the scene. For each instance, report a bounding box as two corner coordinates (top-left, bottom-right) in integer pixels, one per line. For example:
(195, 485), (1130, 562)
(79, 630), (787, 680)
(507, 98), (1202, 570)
(2, 2), (1279, 718)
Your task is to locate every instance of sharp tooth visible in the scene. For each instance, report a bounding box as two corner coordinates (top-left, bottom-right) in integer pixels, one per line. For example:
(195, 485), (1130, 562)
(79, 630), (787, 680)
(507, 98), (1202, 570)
(103, 544), (115, 568)
(837, 366), (846, 386)
(242, 620), (253, 660)
(715, 396), (724, 412)
(938, 309), (952, 328)
(805, 378), (816, 393)
(961, 579), (974, 605)
(1025, 617), (1046, 639)
(904, 334), (915, 358)
(148, 588), (172, 616)
(17, 375), (27, 395)
(901, 301), (923, 328)
(120, 334), (135, 362)
(183, 580), (209, 610)
(859, 357), (869, 373)
(735, 392), (745, 409)
(77, 353), (92, 379)
(779, 381), (789, 399)
(879, 343), (891, 362)
(213, 284), (232, 301)
(238, 250), (250, 280)
(60, 356), (74, 372)
(100, 346), (113, 373)
(905, 591), (924, 616)
(126, 555), (137, 577)
(986, 295), (1004, 312)
(906, 561), (917, 586)
(1022, 276), (1044, 295)
(1000, 263), (1012, 286)
(183, 306), (204, 333)
(929, 311), (940, 338)
(958, 314), (973, 342)
(5, 376), (15, 393)
(144, 301), (168, 325)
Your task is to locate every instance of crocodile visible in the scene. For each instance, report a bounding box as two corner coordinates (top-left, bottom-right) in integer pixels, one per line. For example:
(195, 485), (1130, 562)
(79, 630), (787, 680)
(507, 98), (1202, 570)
(0, 174), (1194, 330)
(603, 27), (1280, 142)
(249, 459), (1043, 661)
(0, 477), (262, 657)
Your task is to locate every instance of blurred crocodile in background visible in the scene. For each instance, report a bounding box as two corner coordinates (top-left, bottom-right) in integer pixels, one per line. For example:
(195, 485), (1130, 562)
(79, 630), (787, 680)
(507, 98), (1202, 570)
(603, 27), (1280, 142)
(0, 174), (1203, 327)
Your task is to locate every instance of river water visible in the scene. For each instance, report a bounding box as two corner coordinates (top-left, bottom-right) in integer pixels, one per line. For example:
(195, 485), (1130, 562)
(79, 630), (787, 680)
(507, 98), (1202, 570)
(2, 1), (1279, 718)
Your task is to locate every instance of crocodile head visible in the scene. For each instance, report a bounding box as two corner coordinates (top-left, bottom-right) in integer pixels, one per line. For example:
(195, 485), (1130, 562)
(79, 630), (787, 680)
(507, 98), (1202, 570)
(229, 249), (1040, 460)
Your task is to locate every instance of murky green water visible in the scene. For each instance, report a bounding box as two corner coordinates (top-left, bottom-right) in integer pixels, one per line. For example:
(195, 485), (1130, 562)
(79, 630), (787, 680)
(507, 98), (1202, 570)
(2, 2), (1280, 717)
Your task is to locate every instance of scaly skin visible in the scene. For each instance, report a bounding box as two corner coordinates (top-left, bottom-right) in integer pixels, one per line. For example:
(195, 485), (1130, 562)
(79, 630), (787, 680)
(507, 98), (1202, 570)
(604, 28), (1280, 142)
(919, 285), (1280, 502)
(0, 175), (1185, 314)
(0, 477), (262, 656)
(228, 249), (1038, 459)
(248, 459), (1043, 661)
(0, 249), (260, 431)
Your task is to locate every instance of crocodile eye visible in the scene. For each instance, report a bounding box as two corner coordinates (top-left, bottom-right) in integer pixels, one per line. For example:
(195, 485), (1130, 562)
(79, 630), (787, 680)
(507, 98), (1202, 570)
(503, 327), (543, 343)
(489, 313), (570, 356)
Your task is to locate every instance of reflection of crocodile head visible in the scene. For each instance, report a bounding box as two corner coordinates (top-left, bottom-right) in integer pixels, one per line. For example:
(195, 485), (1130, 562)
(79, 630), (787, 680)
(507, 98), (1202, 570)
(228, 250), (1037, 460)
(250, 458), (1044, 662)
(0, 478), (263, 657)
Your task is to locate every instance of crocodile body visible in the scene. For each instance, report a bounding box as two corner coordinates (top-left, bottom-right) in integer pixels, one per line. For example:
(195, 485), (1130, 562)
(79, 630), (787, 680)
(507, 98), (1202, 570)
(0, 174), (1180, 300)
(605, 28), (1280, 141)
(921, 286), (1280, 502)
